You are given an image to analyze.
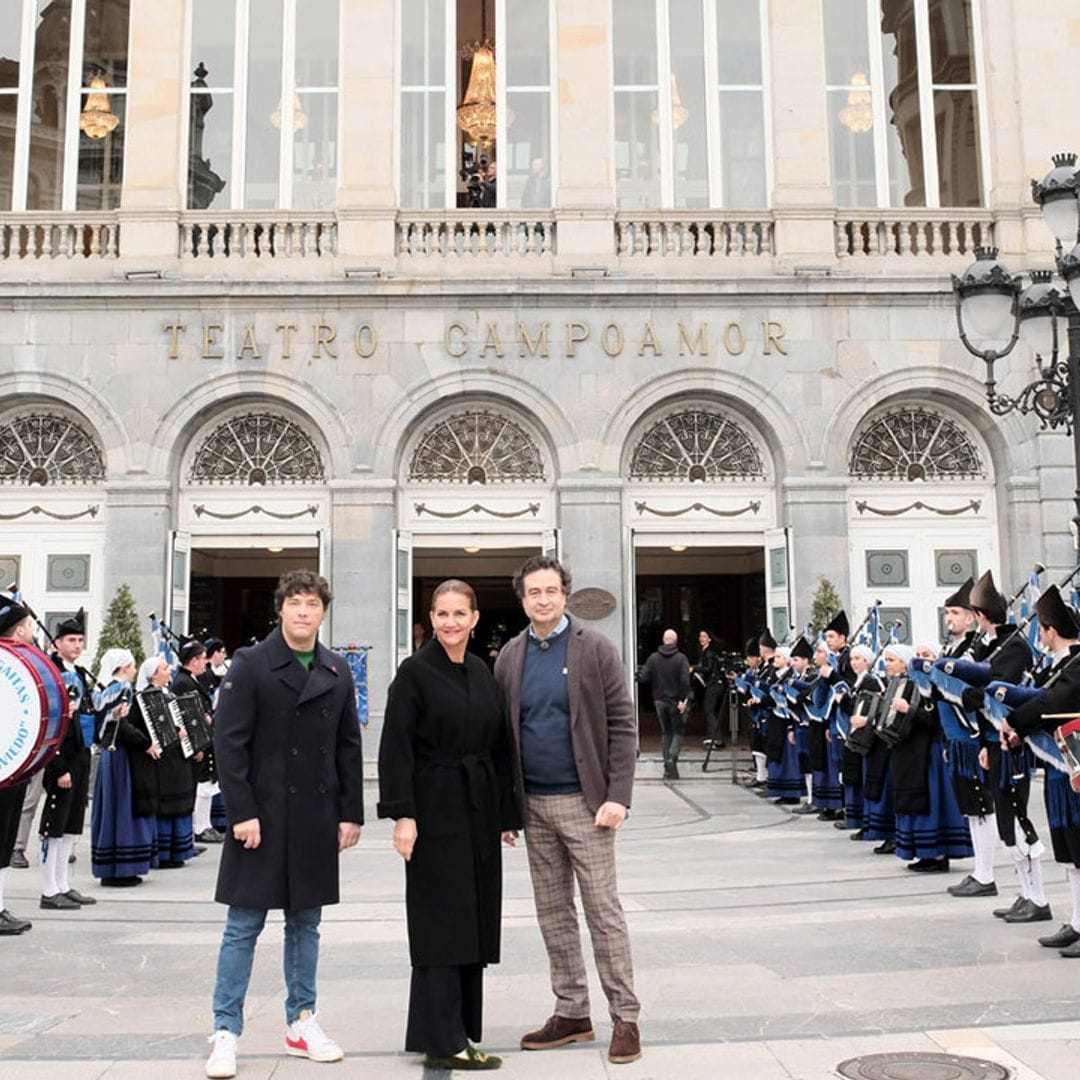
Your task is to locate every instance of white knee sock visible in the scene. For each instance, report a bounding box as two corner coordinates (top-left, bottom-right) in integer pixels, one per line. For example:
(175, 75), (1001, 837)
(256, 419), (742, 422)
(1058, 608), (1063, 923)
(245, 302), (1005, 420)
(1007, 845), (1032, 900)
(194, 784), (214, 834)
(1068, 867), (1080, 932)
(753, 751), (767, 782)
(969, 814), (997, 884)
(805, 774), (813, 801)
(41, 840), (63, 897)
(1026, 853), (1047, 907)
(56, 837), (73, 894)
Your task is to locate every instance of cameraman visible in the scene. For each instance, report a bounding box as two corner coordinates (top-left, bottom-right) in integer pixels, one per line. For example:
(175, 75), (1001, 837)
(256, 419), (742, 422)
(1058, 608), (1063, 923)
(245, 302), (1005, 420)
(692, 629), (726, 749)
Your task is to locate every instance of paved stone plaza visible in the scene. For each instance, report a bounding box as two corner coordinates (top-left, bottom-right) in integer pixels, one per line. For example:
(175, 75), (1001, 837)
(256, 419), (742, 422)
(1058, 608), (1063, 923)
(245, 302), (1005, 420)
(1, 753), (1078, 1080)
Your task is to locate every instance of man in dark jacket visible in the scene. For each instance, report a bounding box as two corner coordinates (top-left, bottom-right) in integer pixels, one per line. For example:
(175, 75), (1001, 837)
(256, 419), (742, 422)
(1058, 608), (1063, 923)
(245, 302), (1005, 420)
(639, 630), (690, 780)
(206, 571), (364, 1079)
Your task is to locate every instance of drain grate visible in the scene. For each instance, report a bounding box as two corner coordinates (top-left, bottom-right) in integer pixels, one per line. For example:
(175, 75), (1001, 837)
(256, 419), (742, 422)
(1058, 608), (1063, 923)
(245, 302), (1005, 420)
(835, 1052), (1011, 1080)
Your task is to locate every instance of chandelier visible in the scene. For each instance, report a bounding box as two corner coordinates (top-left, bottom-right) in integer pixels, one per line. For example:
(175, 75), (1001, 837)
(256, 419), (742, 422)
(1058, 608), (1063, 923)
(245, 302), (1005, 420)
(651, 74), (689, 130)
(79, 75), (119, 140)
(456, 41), (497, 146)
(270, 92), (308, 133)
(839, 71), (873, 134)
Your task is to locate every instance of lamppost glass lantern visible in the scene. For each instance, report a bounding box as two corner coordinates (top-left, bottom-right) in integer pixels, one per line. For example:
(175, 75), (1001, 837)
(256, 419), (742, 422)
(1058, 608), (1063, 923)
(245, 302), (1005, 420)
(1031, 152), (1080, 245)
(953, 247), (1019, 343)
(1017, 270), (1062, 360)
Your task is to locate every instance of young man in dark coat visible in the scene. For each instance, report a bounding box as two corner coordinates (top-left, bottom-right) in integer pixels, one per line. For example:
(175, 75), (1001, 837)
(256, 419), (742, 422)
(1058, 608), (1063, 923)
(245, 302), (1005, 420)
(206, 571), (364, 1079)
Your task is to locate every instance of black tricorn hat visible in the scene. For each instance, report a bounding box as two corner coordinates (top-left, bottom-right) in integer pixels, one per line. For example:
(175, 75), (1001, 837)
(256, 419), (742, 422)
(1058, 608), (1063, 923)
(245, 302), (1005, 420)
(0, 594), (31, 636)
(824, 610), (849, 637)
(55, 607), (86, 638)
(790, 636), (814, 660)
(1035, 585), (1080, 638)
(943, 577), (974, 610)
(758, 627), (778, 650)
(744, 635), (761, 658)
(970, 570), (1007, 624)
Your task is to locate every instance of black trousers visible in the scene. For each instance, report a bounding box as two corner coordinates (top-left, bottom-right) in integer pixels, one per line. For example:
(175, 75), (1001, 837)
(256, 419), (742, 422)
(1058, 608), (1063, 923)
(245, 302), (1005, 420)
(405, 964), (483, 1057)
(0, 781), (28, 868)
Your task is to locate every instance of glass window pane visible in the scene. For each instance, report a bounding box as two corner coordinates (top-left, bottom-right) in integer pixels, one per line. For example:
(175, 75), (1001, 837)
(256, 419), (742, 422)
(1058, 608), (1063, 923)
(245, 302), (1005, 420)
(935, 89), (981, 206)
(245, 0), (283, 208)
(614, 90), (660, 208)
(76, 93), (124, 209)
(929, 0), (974, 84)
(83, 0), (130, 89)
(292, 91), (336, 208)
(829, 86), (876, 207)
(402, 0), (444, 86)
(28, 0), (70, 211)
(613, 0), (656, 86)
(0, 12), (21, 89)
(400, 89), (446, 208)
(192, 0), (236, 87)
(296, 0), (338, 87)
(506, 0), (548, 87)
(881, 0), (922, 206)
(670, 0), (708, 208)
(715, 0), (761, 85)
(719, 90), (765, 207)
(0, 94), (15, 209)
(505, 91), (549, 207)
(188, 90), (232, 208)
(823, 0), (869, 86)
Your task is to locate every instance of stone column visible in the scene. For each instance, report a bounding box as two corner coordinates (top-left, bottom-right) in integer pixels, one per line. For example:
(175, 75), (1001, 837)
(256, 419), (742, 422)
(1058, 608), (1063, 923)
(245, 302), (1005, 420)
(766, 0), (837, 268)
(553, 0), (617, 262)
(782, 478), (850, 616)
(337, 0), (398, 261)
(118, 0), (186, 262)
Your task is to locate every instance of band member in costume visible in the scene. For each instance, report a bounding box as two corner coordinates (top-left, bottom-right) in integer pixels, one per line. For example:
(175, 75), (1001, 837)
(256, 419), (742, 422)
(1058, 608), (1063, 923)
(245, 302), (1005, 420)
(765, 646), (803, 804)
(861, 646), (899, 855)
(841, 644), (882, 840)
(819, 612), (855, 828)
(161, 641), (205, 867)
(742, 636), (767, 787)
(787, 636), (819, 814)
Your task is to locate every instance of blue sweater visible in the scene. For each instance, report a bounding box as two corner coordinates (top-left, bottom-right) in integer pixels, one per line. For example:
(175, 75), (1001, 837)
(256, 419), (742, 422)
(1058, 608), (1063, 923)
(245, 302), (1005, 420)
(519, 625), (580, 794)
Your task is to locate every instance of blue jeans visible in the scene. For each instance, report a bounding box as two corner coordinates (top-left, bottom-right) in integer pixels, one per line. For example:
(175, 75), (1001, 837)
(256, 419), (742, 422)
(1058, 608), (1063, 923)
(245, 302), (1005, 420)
(212, 905), (322, 1035)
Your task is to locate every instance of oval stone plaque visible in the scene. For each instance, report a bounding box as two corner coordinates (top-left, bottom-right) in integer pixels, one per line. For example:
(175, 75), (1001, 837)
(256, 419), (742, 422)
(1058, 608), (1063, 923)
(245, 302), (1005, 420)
(567, 587), (617, 621)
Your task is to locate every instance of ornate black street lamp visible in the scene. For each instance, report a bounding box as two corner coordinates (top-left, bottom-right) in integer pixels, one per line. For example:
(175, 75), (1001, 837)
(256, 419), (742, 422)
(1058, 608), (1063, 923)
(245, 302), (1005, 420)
(953, 152), (1080, 540)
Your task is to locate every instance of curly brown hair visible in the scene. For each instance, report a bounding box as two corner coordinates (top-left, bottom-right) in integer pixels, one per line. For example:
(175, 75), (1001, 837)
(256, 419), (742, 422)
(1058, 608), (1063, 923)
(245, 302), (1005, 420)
(274, 569), (333, 613)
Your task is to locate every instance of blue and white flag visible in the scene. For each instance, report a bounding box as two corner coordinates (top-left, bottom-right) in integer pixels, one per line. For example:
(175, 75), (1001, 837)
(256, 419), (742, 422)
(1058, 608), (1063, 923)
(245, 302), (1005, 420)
(1015, 566), (1043, 651)
(149, 614), (178, 671)
(334, 646), (370, 727)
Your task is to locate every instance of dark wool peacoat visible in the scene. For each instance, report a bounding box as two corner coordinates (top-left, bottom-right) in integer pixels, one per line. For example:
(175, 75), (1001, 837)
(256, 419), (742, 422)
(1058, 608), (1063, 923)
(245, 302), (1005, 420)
(214, 627), (365, 911)
(378, 641), (521, 968)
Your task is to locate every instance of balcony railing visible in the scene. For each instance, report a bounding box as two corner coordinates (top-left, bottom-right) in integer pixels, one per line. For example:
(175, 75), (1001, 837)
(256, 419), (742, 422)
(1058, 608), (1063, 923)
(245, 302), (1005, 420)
(835, 211), (995, 259)
(397, 212), (555, 258)
(0, 214), (119, 259)
(179, 213), (337, 259)
(615, 213), (775, 257)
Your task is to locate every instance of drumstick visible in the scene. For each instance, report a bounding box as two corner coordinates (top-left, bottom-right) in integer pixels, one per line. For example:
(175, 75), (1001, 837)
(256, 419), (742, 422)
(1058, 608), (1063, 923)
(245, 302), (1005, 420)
(1041, 712), (1080, 719)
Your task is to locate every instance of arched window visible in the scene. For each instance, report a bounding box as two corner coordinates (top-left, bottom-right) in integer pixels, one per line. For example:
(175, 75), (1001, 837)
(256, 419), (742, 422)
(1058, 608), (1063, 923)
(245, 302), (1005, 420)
(629, 408), (765, 481)
(188, 412), (325, 484)
(0, 412), (105, 485)
(408, 409), (546, 484)
(849, 406), (985, 481)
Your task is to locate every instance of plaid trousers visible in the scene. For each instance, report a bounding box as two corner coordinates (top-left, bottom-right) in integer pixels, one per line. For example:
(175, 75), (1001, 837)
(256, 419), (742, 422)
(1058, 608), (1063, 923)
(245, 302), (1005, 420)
(524, 793), (640, 1022)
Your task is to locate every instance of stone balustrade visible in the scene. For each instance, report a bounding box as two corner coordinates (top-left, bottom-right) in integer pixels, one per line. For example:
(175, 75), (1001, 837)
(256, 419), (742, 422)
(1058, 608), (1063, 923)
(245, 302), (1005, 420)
(178, 213), (337, 259)
(396, 212), (555, 258)
(835, 211), (995, 259)
(0, 214), (120, 260)
(615, 213), (775, 257)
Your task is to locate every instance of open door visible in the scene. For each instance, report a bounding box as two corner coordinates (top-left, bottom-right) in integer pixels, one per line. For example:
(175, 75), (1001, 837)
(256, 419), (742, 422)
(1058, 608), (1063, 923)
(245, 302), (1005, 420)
(392, 529), (413, 669)
(166, 530), (191, 635)
(764, 526), (796, 644)
(623, 527), (639, 738)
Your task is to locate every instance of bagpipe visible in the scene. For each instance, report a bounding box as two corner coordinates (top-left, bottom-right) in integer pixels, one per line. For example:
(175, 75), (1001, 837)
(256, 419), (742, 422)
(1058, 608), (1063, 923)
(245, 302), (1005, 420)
(928, 657), (987, 742)
(734, 670), (772, 727)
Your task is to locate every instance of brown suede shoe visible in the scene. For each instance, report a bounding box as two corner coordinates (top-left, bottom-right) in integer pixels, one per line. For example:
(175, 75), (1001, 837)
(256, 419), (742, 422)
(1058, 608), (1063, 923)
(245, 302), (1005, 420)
(608, 1018), (641, 1064)
(520, 1014), (595, 1050)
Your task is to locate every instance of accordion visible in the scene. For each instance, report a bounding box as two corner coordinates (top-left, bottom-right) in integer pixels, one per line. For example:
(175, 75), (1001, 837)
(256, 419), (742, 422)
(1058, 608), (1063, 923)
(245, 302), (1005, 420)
(168, 692), (213, 758)
(845, 690), (879, 756)
(875, 677), (916, 747)
(136, 688), (180, 755)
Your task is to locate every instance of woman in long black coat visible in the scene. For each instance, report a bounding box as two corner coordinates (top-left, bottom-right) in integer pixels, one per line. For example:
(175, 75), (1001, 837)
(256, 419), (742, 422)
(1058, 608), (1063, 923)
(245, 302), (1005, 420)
(378, 579), (521, 1071)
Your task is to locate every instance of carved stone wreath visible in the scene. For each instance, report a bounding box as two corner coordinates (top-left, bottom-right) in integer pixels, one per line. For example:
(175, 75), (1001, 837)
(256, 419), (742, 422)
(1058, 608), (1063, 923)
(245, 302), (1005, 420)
(188, 412), (326, 485)
(409, 410), (545, 484)
(629, 409), (765, 482)
(0, 412), (105, 485)
(849, 407), (985, 482)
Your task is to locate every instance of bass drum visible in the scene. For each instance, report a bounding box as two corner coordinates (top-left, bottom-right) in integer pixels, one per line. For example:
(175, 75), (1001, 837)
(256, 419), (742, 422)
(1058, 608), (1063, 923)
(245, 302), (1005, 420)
(0, 639), (68, 788)
(1056, 718), (1080, 794)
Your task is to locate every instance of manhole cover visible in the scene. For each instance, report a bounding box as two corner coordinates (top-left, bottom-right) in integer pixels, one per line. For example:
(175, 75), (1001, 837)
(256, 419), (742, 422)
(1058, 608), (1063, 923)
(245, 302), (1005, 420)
(836, 1053), (1011, 1080)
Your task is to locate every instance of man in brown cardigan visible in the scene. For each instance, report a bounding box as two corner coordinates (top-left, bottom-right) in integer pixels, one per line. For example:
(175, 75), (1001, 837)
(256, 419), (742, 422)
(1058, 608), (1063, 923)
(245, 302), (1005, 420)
(494, 555), (641, 1065)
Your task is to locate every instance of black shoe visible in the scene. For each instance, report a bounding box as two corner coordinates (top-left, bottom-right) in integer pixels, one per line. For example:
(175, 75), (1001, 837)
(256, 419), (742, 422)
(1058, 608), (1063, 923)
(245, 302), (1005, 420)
(1039, 924), (1080, 949)
(0, 909), (32, 935)
(834, 819), (856, 831)
(99, 876), (142, 887)
(947, 876), (997, 897)
(993, 896), (1025, 919)
(907, 858), (950, 873)
(1003, 900), (1052, 924)
(157, 860), (186, 869)
(40, 893), (80, 910)
(817, 809), (841, 821)
(849, 829), (866, 841)
(8, 849), (28, 869)
(63, 889), (97, 906)
(791, 803), (818, 815)
(424, 1045), (503, 1071)
(873, 839), (897, 854)
(196, 828), (226, 844)
(1059, 941), (1080, 958)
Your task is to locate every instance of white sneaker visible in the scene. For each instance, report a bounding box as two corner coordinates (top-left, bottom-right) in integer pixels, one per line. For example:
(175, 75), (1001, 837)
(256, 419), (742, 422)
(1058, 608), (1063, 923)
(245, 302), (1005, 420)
(285, 1010), (344, 1062)
(206, 1030), (237, 1079)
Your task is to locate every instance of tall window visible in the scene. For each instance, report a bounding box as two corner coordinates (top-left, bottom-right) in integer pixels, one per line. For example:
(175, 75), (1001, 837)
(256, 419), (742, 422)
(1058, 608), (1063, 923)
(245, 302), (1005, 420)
(186, 0), (340, 210)
(399, 0), (556, 210)
(0, 0), (130, 212)
(613, 0), (768, 209)
(824, 0), (986, 208)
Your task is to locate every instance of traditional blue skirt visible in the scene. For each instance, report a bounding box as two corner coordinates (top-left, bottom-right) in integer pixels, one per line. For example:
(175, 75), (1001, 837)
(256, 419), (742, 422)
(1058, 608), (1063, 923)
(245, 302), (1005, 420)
(210, 791), (228, 831)
(843, 783), (864, 828)
(1045, 767), (1080, 866)
(91, 746), (158, 878)
(767, 737), (805, 799)
(862, 768), (895, 841)
(895, 742), (974, 861)
(156, 814), (195, 863)
(813, 733), (843, 809)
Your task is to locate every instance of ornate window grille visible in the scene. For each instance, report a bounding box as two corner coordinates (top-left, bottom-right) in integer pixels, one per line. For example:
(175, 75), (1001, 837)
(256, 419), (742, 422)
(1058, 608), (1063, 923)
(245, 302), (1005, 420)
(0, 413), (105, 485)
(188, 412), (326, 485)
(849, 407), (985, 481)
(409, 410), (546, 484)
(629, 409), (765, 482)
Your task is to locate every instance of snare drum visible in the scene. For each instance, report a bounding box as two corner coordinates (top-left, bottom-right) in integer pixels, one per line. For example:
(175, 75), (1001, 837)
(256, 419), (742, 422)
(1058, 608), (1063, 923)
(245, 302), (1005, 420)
(0, 639), (68, 788)
(1054, 718), (1080, 794)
